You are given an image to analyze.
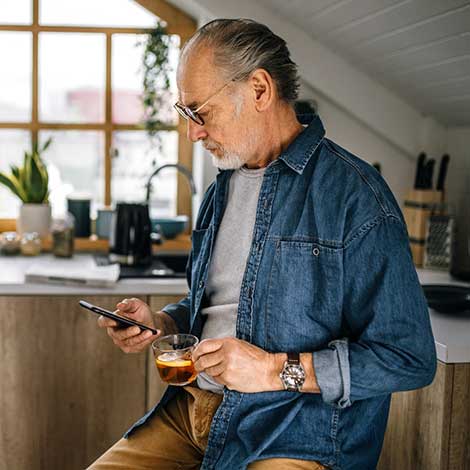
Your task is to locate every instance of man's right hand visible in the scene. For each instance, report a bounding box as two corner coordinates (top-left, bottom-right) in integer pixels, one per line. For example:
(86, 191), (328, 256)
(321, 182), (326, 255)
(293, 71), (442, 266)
(97, 297), (162, 353)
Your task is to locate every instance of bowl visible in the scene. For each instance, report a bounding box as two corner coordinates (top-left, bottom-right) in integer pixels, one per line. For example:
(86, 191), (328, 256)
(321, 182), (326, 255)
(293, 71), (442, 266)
(151, 215), (189, 239)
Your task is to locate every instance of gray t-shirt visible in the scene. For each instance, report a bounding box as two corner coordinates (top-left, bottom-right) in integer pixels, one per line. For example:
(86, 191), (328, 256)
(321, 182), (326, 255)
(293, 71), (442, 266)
(197, 165), (266, 393)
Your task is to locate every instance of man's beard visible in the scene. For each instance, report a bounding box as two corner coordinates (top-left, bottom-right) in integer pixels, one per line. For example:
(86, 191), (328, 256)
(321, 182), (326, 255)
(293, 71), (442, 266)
(204, 128), (259, 170)
(209, 147), (247, 170)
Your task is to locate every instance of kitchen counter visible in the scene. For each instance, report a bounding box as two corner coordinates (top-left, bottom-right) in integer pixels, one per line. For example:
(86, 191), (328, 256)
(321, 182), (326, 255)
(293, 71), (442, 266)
(417, 268), (470, 364)
(1, 255), (469, 363)
(0, 254), (188, 296)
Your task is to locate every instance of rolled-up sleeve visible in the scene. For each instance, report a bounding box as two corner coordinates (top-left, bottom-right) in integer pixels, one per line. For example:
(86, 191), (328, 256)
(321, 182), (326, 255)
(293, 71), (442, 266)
(314, 338), (351, 408)
(162, 295), (191, 333)
(314, 214), (436, 407)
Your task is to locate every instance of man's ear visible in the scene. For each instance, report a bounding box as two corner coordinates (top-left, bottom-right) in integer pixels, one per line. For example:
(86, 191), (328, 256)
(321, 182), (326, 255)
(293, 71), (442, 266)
(249, 69), (274, 112)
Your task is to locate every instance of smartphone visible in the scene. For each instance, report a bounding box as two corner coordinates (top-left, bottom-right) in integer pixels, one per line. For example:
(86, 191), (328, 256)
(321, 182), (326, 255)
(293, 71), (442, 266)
(79, 300), (158, 335)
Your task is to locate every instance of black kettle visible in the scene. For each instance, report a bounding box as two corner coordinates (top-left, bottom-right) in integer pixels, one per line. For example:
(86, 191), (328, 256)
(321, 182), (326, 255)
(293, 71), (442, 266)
(109, 203), (152, 266)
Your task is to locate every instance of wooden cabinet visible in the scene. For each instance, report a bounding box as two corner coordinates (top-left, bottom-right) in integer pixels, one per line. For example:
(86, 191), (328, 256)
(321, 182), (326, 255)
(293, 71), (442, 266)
(0, 294), (181, 470)
(379, 361), (470, 470)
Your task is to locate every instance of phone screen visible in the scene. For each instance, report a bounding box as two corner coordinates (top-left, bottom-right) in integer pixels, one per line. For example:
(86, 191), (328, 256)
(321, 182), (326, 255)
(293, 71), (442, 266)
(79, 300), (158, 335)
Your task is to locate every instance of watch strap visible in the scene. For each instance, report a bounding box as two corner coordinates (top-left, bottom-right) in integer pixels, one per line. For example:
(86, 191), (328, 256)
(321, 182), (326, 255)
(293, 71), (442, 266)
(287, 351), (300, 364)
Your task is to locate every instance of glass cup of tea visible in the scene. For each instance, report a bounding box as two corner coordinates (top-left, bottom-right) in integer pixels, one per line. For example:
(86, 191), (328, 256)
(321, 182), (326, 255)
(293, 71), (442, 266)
(152, 334), (199, 386)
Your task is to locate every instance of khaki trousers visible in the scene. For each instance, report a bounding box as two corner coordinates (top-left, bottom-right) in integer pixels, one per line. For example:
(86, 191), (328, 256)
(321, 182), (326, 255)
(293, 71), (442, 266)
(88, 385), (326, 470)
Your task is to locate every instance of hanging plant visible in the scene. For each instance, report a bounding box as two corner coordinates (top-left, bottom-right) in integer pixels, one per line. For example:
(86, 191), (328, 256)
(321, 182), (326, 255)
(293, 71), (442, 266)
(139, 21), (174, 149)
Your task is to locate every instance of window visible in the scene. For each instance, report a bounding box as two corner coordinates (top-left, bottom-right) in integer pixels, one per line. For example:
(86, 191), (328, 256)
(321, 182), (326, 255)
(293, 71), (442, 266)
(0, 0), (195, 226)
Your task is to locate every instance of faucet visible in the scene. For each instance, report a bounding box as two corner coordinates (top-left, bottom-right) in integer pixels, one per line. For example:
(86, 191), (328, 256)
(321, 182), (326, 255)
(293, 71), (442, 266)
(145, 163), (197, 202)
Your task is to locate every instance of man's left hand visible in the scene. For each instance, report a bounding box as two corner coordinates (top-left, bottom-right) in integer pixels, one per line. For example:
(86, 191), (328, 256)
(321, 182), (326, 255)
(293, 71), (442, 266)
(192, 337), (283, 393)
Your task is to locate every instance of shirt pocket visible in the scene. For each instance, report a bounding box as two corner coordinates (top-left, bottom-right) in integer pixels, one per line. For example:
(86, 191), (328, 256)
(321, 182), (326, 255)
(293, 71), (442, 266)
(265, 239), (343, 351)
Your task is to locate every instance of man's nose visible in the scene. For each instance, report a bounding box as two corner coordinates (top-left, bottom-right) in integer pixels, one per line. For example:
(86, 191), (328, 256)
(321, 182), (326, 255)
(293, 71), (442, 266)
(186, 119), (208, 142)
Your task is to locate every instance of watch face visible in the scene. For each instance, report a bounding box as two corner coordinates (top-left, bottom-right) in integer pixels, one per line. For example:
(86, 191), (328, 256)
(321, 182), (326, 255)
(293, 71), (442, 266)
(281, 364), (306, 390)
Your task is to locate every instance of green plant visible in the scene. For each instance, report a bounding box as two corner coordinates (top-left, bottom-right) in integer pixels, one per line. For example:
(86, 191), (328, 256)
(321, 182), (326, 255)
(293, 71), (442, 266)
(0, 138), (52, 204)
(139, 21), (173, 145)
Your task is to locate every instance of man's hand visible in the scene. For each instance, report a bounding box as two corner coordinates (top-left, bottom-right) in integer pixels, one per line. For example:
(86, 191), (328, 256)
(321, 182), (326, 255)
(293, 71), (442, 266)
(97, 297), (161, 353)
(192, 337), (284, 393)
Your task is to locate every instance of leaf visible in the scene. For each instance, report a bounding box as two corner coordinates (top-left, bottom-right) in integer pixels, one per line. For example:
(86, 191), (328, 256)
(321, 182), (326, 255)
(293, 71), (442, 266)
(0, 172), (27, 202)
(23, 151), (33, 202)
(37, 160), (49, 203)
(41, 137), (52, 153)
(29, 153), (47, 203)
(10, 165), (20, 180)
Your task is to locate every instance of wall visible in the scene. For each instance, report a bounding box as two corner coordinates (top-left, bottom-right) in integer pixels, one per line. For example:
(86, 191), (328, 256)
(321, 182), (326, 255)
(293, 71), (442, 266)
(446, 127), (470, 271)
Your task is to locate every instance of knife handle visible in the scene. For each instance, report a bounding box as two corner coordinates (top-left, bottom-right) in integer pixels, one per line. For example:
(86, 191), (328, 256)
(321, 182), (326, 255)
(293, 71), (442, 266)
(415, 152), (426, 189)
(436, 154), (450, 191)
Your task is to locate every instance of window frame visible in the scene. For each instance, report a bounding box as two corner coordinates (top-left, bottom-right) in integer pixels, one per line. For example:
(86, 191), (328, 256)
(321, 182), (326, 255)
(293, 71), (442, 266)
(0, 0), (196, 235)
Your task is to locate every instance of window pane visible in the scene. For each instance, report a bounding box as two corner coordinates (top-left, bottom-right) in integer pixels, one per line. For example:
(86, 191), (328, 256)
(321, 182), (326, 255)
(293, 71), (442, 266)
(0, 0), (32, 25)
(39, 131), (104, 217)
(39, 33), (105, 123)
(0, 32), (31, 122)
(0, 130), (30, 218)
(112, 34), (179, 125)
(40, 0), (158, 27)
(111, 131), (178, 217)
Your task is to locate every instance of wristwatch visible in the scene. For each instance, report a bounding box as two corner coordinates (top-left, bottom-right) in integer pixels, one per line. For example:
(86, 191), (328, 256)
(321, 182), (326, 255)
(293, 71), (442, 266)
(279, 352), (306, 392)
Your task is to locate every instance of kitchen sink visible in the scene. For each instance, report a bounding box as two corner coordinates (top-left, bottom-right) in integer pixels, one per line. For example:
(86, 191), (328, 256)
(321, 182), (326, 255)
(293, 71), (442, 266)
(95, 253), (189, 279)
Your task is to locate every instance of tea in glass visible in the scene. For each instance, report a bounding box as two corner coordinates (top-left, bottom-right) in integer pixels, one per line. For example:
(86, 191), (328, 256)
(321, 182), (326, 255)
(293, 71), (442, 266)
(152, 334), (199, 386)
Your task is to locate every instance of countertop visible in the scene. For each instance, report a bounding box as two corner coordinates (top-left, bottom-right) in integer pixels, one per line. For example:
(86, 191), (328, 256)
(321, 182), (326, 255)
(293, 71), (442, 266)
(417, 268), (470, 364)
(0, 254), (188, 296)
(0, 254), (469, 364)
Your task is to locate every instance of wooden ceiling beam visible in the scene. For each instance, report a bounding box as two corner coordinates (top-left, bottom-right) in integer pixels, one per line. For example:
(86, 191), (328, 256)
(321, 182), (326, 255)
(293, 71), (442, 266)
(134, 0), (196, 36)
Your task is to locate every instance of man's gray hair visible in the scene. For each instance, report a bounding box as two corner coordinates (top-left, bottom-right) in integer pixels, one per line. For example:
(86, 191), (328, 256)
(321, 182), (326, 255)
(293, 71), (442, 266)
(182, 18), (300, 103)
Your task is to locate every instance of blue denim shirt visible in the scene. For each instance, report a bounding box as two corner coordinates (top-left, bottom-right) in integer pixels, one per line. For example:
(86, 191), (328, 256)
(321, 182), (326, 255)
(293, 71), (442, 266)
(127, 115), (437, 470)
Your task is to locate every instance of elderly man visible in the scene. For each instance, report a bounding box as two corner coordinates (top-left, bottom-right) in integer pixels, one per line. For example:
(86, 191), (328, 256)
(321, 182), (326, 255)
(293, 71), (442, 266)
(90, 19), (436, 470)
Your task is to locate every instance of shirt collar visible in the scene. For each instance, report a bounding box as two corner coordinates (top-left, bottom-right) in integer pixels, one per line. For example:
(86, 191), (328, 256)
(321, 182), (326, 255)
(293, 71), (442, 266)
(216, 113), (325, 175)
(278, 113), (325, 174)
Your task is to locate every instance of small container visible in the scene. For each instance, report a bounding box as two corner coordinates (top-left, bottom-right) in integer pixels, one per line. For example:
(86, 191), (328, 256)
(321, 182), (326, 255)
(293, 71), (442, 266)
(0, 231), (21, 255)
(52, 214), (75, 258)
(20, 232), (42, 256)
(67, 194), (91, 237)
(96, 208), (114, 239)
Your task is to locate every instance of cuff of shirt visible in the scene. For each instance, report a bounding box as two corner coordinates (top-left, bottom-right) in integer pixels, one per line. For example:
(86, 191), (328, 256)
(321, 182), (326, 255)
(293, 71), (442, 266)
(313, 338), (351, 409)
(160, 297), (190, 334)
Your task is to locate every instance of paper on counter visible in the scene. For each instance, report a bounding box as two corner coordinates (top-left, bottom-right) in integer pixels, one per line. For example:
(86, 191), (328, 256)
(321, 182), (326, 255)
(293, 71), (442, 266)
(24, 257), (120, 288)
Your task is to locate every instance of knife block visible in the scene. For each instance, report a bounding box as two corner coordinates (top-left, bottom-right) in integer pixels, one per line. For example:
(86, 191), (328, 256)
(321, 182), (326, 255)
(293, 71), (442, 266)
(403, 189), (443, 266)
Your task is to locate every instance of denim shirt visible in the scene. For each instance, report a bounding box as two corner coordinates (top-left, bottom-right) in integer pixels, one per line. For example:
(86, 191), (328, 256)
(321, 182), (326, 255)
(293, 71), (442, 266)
(126, 115), (437, 470)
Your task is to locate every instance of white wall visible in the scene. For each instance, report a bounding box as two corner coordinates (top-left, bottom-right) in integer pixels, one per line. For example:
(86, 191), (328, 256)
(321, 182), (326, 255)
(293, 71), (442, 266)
(446, 127), (470, 271)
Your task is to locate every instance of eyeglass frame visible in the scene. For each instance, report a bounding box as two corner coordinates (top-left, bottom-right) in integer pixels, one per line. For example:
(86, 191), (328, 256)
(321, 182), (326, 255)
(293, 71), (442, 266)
(174, 79), (235, 126)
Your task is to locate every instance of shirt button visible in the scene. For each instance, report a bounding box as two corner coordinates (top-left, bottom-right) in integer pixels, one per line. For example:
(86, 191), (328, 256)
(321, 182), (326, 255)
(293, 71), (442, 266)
(312, 247), (320, 256)
(199, 281), (205, 289)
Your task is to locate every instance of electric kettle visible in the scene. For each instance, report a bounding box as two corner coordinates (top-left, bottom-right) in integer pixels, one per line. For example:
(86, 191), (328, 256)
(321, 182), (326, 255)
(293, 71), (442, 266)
(109, 203), (152, 266)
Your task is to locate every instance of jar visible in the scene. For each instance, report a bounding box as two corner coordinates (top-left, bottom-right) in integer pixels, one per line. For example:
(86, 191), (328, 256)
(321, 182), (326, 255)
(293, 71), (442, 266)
(0, 231), (21, 255)
(52, 214), (75, 258)
(20, 232), (42, 256)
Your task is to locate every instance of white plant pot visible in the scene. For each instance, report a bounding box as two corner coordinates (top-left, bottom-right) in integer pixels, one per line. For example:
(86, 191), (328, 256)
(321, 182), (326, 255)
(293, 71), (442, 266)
(17, 203), (52, 238)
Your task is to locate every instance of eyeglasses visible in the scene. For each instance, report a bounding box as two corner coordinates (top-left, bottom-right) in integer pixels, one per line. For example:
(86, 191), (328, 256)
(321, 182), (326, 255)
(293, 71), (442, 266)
(174, 80), (233, 126)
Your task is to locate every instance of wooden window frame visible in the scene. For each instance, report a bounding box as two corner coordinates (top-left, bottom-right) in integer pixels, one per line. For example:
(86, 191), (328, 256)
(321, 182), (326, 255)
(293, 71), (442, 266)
(0, 0), (196, 237)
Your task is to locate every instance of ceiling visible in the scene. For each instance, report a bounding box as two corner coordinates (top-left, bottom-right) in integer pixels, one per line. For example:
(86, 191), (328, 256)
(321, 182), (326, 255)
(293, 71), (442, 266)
(257, 0), (470, 127)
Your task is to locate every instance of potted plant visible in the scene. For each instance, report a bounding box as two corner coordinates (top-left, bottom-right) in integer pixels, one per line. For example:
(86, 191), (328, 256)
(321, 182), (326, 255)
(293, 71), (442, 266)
(0, 138), (52, 237)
